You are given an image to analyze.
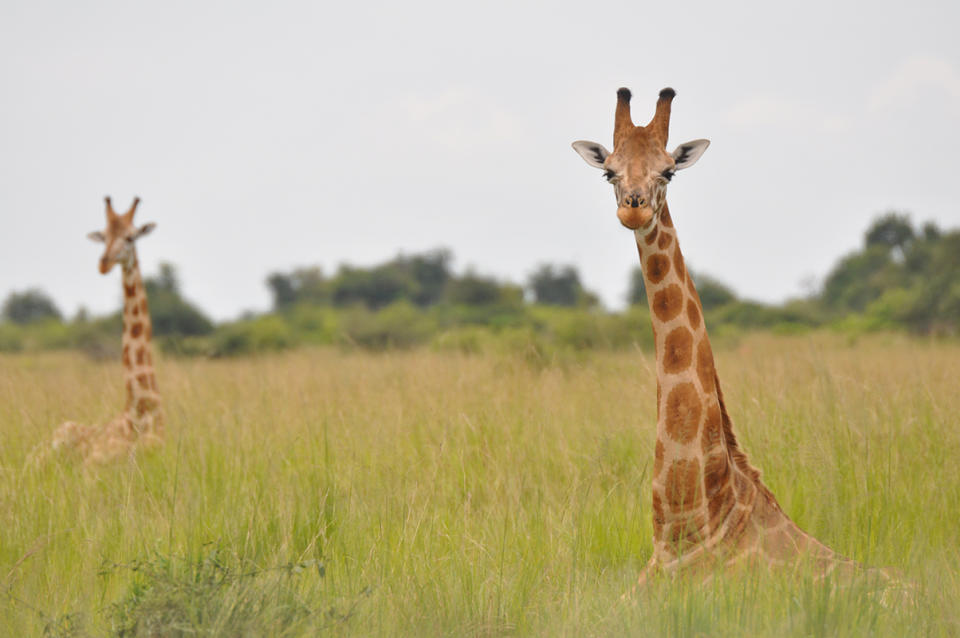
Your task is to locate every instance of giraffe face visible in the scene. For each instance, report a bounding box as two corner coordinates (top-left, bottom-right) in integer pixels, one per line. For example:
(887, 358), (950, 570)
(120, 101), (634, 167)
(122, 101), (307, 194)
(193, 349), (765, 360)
(87, 197), (156, 274)
(572, 87), (710, 232)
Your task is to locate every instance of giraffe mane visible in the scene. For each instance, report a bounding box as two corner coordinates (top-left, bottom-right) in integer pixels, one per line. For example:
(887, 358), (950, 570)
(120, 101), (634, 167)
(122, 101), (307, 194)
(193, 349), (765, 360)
(713, 371), (782, 509)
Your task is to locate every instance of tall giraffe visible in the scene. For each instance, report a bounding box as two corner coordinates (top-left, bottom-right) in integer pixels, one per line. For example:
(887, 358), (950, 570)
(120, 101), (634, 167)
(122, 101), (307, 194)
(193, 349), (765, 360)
(572, 88), (859, 583)
(49, 196), (163, 465)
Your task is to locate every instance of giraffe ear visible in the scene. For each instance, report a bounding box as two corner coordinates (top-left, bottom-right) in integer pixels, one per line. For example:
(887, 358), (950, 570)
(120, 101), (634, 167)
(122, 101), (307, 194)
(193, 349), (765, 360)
(87, 231), (106, 243)
(134, 222), (157, 239)
(571, 140), (610, 169)
(671, 139), (710, 170)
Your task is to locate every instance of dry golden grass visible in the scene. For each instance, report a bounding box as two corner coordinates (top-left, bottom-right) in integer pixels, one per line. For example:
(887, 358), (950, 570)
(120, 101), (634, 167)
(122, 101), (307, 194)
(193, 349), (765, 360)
(1, 333), (958, 635)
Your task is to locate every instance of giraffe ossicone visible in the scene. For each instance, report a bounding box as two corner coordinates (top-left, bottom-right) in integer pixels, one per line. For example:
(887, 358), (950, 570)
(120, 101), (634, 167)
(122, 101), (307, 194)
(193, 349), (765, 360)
(42, 196), (164, 466)
(572, 87), (887, 586)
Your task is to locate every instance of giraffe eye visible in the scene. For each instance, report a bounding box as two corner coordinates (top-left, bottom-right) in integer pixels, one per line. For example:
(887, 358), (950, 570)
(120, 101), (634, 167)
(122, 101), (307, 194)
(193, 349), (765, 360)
(603, 170), (617, 182)
(661, 169), (675, 182)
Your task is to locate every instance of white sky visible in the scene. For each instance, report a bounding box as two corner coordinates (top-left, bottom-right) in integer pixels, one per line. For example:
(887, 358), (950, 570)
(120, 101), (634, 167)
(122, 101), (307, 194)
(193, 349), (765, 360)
(2, 1), (958, 320)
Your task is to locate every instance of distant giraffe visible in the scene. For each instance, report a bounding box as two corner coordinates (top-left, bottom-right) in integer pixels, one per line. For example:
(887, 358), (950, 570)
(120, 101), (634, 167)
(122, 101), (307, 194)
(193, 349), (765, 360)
(572, 88), (877, 584)
(48, 196), (163, 465)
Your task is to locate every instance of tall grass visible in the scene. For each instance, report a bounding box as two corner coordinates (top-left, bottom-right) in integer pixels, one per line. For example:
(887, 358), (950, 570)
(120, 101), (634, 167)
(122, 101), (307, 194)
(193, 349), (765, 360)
(1, 333), (958, 636)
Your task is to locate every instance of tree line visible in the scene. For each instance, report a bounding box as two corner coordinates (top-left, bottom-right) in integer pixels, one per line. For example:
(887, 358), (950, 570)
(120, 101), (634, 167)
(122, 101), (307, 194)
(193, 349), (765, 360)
(2, 212), (958, 355)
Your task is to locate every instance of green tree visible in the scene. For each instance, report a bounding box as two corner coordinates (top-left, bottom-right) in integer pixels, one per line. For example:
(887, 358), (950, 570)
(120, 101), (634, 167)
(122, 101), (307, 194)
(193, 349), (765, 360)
(267, 249), (452, 311)
(266, 267), (329, 309)
(445, 271), (519, 306)
(404, 249), (452, 307)
(821, 245), (901, 312)
(921, 221), (942, 241)
(692, 272), (737, 311)
(818, 212), (959, 334)
(266, 273), (297, 309)
(528, 264), (596, 307)
(865, 212), (914, 253)
(331, 265), (416, 309)
(1, 288), (62, 324)
(896, 231), (960, 333)
(144, 263), (214, 336)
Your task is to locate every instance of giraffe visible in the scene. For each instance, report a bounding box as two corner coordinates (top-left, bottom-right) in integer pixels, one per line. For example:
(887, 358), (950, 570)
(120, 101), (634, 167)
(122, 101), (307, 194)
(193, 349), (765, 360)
(572, 88), (868, 584)
(48, 196), (163, 465)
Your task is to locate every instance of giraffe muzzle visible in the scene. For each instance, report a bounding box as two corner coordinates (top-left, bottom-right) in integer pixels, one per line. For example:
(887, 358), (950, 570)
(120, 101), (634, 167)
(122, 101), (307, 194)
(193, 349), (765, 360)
(617, 205), (654, 230)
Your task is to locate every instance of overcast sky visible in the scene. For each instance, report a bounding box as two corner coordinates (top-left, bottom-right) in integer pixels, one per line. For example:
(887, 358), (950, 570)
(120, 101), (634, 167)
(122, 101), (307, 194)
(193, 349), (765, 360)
(2, 1), (958, 320)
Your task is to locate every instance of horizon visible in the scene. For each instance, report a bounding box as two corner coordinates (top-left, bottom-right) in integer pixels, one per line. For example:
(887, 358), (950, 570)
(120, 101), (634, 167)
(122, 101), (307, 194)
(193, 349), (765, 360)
(2, 1), (958, 321)
(2, 208), (947, 322)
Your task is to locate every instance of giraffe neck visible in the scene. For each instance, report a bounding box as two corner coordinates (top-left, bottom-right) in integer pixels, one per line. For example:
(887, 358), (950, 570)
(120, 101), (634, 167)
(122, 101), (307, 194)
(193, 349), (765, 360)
(120, 252), (162, 434)
(636, 204), (772, 565)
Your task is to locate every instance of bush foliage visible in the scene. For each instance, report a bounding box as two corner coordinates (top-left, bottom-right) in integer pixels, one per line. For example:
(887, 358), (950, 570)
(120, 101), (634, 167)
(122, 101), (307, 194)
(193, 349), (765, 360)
(2, 212), (958, 356)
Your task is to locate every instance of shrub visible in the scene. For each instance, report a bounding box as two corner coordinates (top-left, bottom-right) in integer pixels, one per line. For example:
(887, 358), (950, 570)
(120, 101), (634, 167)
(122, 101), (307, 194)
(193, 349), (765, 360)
(338, 301), (435, 349)
(211, 316), (296, 356)
(71, 314), (122, 360)
(285, 304), (339, 345)
(1, 288), (62, 323)
(100, 546), (356, 637)
(0, 322), (24, 352)
(431, 325), (496, 354)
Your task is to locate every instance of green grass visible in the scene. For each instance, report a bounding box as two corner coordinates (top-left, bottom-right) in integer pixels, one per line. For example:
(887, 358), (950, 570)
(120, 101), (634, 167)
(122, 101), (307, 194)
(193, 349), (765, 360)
(1, 333), (958, 636)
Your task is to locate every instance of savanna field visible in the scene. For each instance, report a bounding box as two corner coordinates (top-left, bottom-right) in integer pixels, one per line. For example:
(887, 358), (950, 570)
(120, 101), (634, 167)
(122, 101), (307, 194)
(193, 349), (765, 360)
(2, 333), (959, 636)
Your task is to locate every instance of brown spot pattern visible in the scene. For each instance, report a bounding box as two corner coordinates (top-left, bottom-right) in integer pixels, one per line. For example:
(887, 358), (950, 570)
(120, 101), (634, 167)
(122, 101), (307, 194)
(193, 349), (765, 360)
(663, 327), (693, 374)
(136, 347), (146, 365)
(645, 225), (659, 245)
(672, 248), (686, 281)
(665, 458), (702, 512)
(652, 284), (684, 322)
(696, 339), (715, 393)
(661, 209), (674, 228)
(701, 403), (723, 453)
(132, 304), (140, 317)
(654, 440), (664, 476)
(733, 470), (754, 502)
(124, 283), (136, 298)
(707, 484), (734, 531)
(131, 322), (143, 338)
(140, 299), (148, 313)
(135, 397), (152, 417)
(664, 382), (701, 444)
(667, 513), (706, 550)
(703, 450), (729, 499)
(686, 300), (701, 330)
(136, 373), (151, 390)
(657, 231), (673, 250)
(646, 254), (671, 284)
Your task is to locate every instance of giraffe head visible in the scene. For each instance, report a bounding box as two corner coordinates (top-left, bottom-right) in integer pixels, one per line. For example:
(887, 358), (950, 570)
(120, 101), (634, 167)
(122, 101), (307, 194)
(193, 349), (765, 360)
(572, 87), (710, 231)
(87, 197), (156, 274)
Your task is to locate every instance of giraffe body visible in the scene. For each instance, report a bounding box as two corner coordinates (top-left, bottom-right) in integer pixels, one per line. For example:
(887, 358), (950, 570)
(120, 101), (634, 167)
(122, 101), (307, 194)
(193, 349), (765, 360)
(46, 197), (163, 465)
(572, 88), (867, 583)
(635, 204), (844, 579)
